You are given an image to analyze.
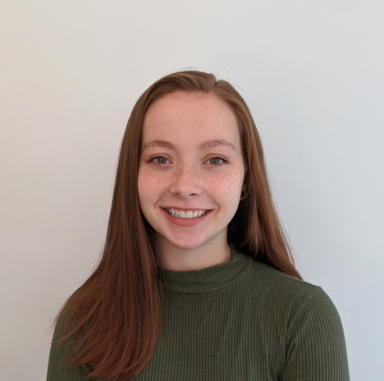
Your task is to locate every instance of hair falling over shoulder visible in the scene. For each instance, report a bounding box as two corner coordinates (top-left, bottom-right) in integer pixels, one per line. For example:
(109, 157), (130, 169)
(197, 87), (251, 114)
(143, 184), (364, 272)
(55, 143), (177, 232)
(55, 70), (302, 381)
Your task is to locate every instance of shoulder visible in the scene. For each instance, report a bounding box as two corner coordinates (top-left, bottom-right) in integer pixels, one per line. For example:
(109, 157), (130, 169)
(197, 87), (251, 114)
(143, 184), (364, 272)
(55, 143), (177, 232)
(242, 257), (350, 378)
(244, 256), (321, 301)
(47, 311), (91, 381)
(238, 254), (343, 328)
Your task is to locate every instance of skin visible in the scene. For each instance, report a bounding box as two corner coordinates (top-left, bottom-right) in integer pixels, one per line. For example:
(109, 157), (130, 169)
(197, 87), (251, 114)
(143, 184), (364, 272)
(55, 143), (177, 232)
(138, 91), (245, 271)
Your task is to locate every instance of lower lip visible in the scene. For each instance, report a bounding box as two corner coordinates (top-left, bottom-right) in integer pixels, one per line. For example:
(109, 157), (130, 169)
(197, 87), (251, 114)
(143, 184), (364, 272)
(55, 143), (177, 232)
(161, 208), (211, 227)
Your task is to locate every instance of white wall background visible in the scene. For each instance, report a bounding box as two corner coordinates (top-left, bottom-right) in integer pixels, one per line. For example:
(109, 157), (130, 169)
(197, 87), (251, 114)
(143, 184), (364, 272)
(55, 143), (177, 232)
(1, 0), (383, 379)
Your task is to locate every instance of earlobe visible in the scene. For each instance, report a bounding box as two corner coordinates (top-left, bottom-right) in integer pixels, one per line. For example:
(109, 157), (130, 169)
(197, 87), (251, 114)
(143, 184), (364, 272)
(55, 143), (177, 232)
(240, 187), (247, 200)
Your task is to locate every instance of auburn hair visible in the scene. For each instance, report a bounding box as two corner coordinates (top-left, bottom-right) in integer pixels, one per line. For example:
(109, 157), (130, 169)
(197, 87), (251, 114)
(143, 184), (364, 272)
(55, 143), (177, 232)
(55, 70), (302, 380)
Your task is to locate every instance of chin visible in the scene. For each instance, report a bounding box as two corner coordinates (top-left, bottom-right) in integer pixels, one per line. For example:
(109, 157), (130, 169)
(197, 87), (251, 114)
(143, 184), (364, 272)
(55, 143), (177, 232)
(170, 239), (206, 251)
(158, 233), (210, 252)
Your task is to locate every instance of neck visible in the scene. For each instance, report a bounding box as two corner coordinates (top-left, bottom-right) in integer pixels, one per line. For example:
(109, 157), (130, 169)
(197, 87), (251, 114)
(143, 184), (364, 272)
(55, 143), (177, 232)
(156, 238), (232, 271)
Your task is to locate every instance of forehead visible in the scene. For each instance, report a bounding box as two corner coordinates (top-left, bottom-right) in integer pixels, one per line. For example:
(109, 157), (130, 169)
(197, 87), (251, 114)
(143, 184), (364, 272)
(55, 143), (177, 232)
(142, 91), (240, 145)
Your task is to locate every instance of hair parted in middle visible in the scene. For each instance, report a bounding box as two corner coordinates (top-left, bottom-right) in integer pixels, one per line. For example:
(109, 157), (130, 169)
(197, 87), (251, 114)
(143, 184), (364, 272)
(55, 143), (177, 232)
(55, 70), (301, 381)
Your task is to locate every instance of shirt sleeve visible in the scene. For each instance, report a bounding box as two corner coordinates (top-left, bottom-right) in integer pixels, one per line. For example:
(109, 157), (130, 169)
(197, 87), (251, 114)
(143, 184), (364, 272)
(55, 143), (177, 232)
(46, 315), (91, 381)
(282, 286), (350, 381)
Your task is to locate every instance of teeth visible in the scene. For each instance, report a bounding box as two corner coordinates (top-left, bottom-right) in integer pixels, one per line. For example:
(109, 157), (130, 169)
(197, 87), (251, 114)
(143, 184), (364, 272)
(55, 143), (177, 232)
(167, 209), (207, 219)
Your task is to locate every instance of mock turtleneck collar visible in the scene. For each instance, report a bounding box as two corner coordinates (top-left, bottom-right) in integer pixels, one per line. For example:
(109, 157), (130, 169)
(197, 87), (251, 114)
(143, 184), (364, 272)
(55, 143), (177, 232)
(157, 244), (253, 294)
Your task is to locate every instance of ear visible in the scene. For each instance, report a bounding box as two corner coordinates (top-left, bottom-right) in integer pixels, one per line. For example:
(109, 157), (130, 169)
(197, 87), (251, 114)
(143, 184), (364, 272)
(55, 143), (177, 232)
(240, 184), (247, 200)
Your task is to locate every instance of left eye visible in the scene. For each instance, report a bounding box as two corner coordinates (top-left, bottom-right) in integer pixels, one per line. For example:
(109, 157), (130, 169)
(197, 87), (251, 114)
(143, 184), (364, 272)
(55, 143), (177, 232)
(151, 156), (170, 164)
(208, 157), (225, 165)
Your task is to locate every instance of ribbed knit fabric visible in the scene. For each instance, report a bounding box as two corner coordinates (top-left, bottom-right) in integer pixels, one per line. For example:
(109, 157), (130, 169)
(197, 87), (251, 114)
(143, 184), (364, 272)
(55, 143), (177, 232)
(47, 245), (350, 380)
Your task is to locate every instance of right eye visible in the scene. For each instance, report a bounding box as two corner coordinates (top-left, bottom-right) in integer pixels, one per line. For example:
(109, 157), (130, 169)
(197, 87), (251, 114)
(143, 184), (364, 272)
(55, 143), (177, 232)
(150, 156), (170, 165)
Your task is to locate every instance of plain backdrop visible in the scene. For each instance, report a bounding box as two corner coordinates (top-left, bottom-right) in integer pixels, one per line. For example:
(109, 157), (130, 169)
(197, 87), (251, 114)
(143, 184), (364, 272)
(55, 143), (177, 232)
(1, 0), (383, 380)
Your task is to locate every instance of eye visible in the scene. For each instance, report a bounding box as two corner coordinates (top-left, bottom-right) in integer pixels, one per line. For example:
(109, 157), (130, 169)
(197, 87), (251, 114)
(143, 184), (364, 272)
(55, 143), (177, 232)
(207, 157), (226, 165)
(150, 156), (170, 165)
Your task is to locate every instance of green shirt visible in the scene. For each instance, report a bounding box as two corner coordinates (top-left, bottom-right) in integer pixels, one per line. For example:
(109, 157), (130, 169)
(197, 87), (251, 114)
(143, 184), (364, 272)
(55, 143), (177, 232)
(47, 246), (350, 380)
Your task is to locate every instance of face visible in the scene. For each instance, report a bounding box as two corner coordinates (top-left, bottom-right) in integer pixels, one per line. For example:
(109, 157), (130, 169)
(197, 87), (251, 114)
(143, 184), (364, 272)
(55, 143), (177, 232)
(138, 91), (245, 255)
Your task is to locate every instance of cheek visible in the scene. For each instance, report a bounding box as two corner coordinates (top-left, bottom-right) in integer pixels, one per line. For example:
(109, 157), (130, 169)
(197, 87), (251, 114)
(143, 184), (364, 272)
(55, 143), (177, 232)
(208, 171), (243, 202)
(137, 169), (151, 205)
(138, 170), (166, 204)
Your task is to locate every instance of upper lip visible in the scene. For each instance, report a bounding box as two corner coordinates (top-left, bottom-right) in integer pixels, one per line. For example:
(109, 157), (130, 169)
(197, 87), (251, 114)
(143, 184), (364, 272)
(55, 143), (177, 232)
(161, 207), (211, 211)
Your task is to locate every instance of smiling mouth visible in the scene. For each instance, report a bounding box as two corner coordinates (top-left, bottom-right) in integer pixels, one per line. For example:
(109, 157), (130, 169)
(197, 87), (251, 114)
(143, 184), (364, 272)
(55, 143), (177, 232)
(166, 208), (208, 219)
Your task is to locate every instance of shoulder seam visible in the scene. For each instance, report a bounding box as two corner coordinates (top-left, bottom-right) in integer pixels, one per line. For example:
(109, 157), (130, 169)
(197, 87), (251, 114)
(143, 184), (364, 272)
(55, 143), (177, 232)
(251, 260), (318, 287)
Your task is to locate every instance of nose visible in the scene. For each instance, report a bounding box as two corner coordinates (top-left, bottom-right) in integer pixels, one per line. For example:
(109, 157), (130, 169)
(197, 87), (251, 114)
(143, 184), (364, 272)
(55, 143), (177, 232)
(169, 163), (201, 199)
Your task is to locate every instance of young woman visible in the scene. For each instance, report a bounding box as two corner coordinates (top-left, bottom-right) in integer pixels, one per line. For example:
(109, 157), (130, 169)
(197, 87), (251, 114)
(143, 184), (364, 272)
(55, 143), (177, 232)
(47, 71), (350, 380)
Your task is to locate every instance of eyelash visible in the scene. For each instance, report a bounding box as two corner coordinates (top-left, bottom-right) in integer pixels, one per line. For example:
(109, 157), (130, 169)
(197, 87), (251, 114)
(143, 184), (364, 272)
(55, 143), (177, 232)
(207, 157), (227, 165)
(148, 156), (227, 166)
(149, 156), (170, 165)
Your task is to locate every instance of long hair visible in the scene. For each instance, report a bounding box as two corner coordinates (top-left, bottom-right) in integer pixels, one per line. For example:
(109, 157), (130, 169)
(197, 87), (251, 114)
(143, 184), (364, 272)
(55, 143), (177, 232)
(55, 70), (302, 381)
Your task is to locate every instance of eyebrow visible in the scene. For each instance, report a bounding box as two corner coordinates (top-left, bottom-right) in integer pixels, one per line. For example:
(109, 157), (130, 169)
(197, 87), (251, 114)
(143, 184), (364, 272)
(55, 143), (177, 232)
(200, 139), (236, 151)
(142, 139), (236, 151)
